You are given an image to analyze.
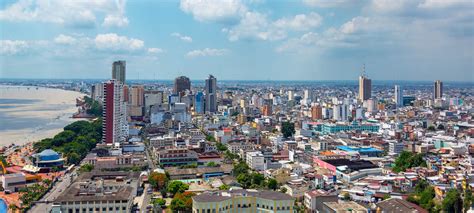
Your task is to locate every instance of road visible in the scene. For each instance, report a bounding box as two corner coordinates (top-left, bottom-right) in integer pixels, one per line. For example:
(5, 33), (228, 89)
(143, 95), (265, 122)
(28, 170), (77, 213)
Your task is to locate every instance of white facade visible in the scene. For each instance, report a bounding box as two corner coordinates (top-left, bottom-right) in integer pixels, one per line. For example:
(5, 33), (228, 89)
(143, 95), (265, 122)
(246, 151), (265, 171)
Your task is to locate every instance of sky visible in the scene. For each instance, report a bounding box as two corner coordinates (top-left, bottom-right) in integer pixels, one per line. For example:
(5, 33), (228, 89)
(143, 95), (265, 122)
(0, 0), (473, 81)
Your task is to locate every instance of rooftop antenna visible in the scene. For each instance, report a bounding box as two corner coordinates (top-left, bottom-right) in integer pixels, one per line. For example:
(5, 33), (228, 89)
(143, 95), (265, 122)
(362, 63), (366, 77)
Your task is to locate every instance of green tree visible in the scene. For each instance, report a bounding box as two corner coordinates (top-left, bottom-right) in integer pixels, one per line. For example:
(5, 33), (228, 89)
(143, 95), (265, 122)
(149, 172), (168, 190)
(464, 189), (473, 213)
(219, 184), (230, 190)
(216, 142), (227, 151)
(280, 187), (287, 193)
(78, 164), (94, 173)
(281, 122), (295, 138)
(206, 162), (217, 167)
(232, 161), (249, 177)
(237, 173), (251, 188)
(153, 198), (166, 206)
(267, 178), (278, 190)
(442, 189), (463, 213)
(66, 152), (81, 165)
(167, 181), (189, 196)
(170, 192), (195, 212)
(392, 151), (426, 172)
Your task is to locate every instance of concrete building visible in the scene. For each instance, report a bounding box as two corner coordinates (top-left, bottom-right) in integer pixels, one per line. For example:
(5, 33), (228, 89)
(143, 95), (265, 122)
(129, 85), (144, 117)
(246, 151), (265, 171)
(359, 73), (372, 101)
(112, 60), (126, 83)
(157, 148), (198, 167)
(434, 80), (443, 99)
(311, 105), (323, 120)
(51, 172), (139, 213)
(304, 190), (338, 213)
(102, 80), (128, 145)
(395, 85), (403, 107)
(322, 201), (367, 213)
(205, 75), (217, 113)
(1, 173), (26, 192)
(192, 189), (294, 213)
(174, 76), (191, 96)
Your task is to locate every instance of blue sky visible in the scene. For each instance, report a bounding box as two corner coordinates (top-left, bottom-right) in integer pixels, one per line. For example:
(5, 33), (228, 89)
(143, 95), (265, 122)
(0, 0), (473, 81)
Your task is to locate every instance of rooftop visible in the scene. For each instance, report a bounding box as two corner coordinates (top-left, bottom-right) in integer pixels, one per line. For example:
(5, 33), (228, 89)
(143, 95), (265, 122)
(193, 189), (294, 203)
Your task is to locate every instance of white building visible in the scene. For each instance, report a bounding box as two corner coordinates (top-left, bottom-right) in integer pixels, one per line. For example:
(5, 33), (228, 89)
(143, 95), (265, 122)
(246, 151), (265, 171)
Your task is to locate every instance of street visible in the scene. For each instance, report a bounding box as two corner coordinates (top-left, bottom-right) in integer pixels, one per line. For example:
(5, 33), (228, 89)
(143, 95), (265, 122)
(28, 170), (77, 213)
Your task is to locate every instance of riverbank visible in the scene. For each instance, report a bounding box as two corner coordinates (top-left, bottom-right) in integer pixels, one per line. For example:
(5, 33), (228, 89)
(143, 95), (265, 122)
(0, 85), (85, 147)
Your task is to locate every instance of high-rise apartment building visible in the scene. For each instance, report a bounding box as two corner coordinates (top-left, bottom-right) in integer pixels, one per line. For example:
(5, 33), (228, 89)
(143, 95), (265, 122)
(91, 83), (104, 103)
(102, 80), (128, 145)
(205, 75), (217, 113)
(173, 76), (191, 96)
(112, 60), (126, 83)
(394, 85), (403, 107)
(434, 80), (443, 99)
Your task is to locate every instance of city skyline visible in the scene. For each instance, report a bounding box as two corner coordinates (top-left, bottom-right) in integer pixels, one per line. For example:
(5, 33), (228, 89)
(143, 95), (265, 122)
(1, 0), (473, 82)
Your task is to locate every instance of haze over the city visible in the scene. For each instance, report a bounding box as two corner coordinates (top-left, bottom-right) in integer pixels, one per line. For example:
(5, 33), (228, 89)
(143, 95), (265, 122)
(0, 0), (473, 81)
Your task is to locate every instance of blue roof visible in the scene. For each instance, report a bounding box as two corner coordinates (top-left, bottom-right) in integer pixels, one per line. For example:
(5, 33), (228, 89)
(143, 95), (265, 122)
(337, 146), (382, 153)
(38, 149), (59, 156)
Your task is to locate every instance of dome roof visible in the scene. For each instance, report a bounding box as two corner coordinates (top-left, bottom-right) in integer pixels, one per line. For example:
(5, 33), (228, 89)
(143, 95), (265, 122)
(38, 149), (59, 156)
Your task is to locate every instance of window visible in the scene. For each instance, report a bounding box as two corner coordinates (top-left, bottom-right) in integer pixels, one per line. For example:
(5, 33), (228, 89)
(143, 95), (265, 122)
(102, 207), (106, 212)
(257, 204), (260, 207)
(123, 207), (126, 210)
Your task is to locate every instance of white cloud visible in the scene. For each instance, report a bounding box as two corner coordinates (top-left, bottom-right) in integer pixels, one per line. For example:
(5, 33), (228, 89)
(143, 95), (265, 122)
(418, 0), (473, 9)
(224, 11), (323, 41)
(54, 34), (76, 45)
(0, 40), (29, 55)
(186, 48), (228, 57)
(340, 17), (370, 34)
(274, 12), (322, 31)
(277, 16), (372, 53)
(171, 33), (193, 42)
(103, 15), (129, 27)
(224, 11), (286, 41)
(0, 0), (128, 28)
(302, 0), (354, 7)
(95, 34), (144, 52)
(147, 48), (163, 54)
(180, 0), (246, 22)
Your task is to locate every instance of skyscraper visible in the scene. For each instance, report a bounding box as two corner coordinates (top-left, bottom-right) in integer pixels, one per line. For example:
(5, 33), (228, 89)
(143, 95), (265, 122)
(174, 76), (191, 96)
(102, 79), (128, 145)
(205, 75), (217, 113)
(434, 80), (443, 99)
(112, 60), (126, 83)
(359, 74), (372, 101)
(194, 91), (204, 114)
(394, 85), (403, 107)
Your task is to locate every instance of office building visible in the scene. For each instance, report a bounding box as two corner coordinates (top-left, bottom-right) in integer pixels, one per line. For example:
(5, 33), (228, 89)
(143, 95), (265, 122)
(174, 76), (191, 96)
(434, 80), (443, 99)
(195, 91), (205, 114)
(112, 60), (126, 83)
(395, 85), (403, 107)
(358, 73), (372, 101)
(205, 75), (217, 113)
(192, 189), (294, 213)
(144, 91), (163, 115)
(103, 80), (128, 145)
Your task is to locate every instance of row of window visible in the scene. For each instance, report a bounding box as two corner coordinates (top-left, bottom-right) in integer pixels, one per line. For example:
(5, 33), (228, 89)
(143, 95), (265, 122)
(196, 204), (291, 213)
(67, 206), (126, 213)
